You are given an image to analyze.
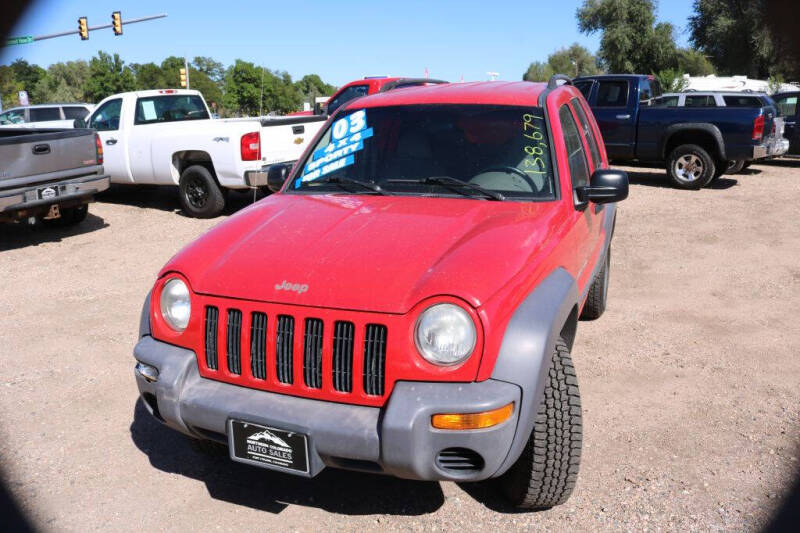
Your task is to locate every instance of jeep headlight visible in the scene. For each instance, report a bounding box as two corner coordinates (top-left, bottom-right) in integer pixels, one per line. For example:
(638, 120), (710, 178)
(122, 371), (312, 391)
(160, 278), (191, 331)
(414, 303), (477, 365)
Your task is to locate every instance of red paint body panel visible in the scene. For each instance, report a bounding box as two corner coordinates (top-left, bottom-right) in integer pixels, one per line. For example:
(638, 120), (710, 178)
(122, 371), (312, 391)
(151, 81), (612, 405)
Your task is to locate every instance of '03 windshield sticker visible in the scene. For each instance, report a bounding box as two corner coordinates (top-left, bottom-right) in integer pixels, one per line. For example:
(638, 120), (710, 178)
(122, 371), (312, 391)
(301, 110), (370, 184)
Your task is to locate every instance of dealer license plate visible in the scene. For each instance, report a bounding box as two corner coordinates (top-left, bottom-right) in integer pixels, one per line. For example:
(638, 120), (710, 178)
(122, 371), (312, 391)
(228, 420), (309, 474)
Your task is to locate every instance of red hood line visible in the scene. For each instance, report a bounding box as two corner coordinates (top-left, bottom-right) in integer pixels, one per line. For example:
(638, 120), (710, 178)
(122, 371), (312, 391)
(162, 194), (561, 314)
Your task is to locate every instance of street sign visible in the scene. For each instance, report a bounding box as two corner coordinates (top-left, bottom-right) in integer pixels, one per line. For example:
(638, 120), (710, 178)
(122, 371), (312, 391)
(18, 91), (29, 106)
(6, 36), (33, 46)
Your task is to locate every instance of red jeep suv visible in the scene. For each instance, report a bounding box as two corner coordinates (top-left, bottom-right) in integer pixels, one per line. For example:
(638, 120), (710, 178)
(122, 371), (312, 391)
(134, 75), (628, 509)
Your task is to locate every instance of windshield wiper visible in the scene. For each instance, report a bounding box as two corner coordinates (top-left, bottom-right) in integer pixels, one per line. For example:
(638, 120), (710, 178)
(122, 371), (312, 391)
(387, 176), (505, 201)
(317, 176), (389, 195)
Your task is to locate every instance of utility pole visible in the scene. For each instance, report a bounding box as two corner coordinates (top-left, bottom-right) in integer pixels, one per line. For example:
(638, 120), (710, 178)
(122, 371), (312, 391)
(184, 56), (190, 89)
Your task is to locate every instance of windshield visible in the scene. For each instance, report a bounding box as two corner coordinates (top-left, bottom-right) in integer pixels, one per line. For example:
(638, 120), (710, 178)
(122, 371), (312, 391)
(288, 104), (556, 200)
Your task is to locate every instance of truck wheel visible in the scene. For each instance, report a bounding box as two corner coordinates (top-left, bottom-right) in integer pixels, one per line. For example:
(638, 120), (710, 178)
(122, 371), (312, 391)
(580, 248), (609, 320)
(179, 165), (225, 218)
(499, 336), (582, 509)
(666, 144), (716, 189)
(725, 160), (745, 175)
(41, 204), (89, 227)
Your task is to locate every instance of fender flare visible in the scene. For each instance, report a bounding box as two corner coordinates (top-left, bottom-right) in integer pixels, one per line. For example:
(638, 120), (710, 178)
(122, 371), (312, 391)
(660, 123), (727, 161)
(489, 266), (579, 476)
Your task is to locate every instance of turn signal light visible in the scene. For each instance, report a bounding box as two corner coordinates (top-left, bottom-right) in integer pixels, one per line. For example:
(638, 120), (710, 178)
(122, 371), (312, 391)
(431, 402), (514, 430)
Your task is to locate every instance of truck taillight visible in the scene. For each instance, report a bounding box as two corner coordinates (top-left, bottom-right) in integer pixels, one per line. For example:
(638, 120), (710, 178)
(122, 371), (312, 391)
(95, 133), (103, 165)
(241, 132), (261, 161)
(752, 115), (765, 141)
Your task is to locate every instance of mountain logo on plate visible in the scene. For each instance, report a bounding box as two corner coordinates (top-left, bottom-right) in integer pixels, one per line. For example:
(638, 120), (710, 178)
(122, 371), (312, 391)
(247, 429), (289, 449)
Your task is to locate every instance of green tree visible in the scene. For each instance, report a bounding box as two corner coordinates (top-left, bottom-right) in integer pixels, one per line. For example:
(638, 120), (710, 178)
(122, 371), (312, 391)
(130, 62), (166, 90)
(83, 51), (135, 102)
(0, 65), (23, 110)
(223, 60), (262, 115)
(192, 56), (225, 83)
(35, 60), (90, 103)
(676, 48), (715, 76)
(524, 43), (600, 81)
(655, 68), (689, 92)
(577, 0), (677, 73)
(689, 0), (797, 79)
(10, 59), (46, 103)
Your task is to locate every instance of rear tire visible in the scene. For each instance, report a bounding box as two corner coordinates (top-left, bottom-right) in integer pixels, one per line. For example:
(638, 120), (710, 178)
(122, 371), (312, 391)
(41, 204), (89, 227)
(580, 248), (609, 320)
(725, 160), (745, 175)
(498, 337), (582, 509)
(179, 165), (225, 218)
(666, 144), (716, 189)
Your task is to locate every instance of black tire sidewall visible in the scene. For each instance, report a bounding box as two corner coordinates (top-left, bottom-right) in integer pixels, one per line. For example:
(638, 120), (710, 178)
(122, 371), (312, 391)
(179, 165), (225, 218)
(667, 144), (716, 189)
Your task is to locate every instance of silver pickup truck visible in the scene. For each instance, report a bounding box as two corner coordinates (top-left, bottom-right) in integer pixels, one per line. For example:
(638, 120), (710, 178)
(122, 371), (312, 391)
(0, 128), (109, 225)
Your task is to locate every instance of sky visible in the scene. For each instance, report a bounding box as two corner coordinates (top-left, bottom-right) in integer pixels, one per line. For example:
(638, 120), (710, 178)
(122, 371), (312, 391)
(2, 0), (695, 86)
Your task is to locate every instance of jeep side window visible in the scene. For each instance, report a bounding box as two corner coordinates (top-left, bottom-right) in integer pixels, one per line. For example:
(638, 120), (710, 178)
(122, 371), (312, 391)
(559, 104), (590, 190)
(685, 95), (716, 107)
(29, 107), (61, 122)
(595, 81), (628, 107)
(570, 98), (602, 171)
(326, 85), (369, 116)
(90, 99), (122, 131)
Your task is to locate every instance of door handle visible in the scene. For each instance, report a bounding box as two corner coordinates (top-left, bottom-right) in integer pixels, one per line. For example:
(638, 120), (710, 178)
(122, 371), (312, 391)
(616, 114), (631, 120)
(32, 143), (51, 155)
(106, 138), (118, 145)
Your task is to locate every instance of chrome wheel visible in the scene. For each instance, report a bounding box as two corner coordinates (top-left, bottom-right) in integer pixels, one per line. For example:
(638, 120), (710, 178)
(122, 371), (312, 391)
(673, 154), (704, 182)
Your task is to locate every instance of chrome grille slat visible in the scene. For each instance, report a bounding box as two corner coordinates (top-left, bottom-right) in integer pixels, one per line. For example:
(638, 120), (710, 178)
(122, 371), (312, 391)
(226, 309), (242, 375)
(363, 324), (387, 396)
(276, 315), (294, 384)
(250, 312), (267, 380)
(204, 306), (218, 370)
(332, 321), (354, 392)
(303, 318), (324, 388)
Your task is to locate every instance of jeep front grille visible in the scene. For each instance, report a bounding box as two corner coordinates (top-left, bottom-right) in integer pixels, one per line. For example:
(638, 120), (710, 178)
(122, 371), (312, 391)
(200, 304), (391, 404)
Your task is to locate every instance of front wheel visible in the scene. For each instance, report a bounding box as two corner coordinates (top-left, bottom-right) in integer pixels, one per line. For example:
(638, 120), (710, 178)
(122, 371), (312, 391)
(666, 144), (716, 189)
(498, 337), (582, 509)
(725, 160), (745, 175)
(178, 165), (225, 218)
(580, 248), (609, 320)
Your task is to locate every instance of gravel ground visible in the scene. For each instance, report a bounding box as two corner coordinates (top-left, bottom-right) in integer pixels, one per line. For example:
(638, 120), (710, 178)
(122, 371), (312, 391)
(0, 161), (799, 532)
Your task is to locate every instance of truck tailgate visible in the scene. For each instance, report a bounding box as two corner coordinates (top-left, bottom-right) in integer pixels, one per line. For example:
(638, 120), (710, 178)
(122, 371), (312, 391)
(0, 129), (97, 183)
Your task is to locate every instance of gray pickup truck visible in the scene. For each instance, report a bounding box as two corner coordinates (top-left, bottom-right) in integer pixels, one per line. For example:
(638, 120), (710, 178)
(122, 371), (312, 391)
(0, 128), (109, 225)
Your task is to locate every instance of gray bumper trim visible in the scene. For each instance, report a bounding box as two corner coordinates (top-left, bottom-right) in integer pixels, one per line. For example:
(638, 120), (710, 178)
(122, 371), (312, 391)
(134, 335), (521, 481)
(0, 173), (109, 213)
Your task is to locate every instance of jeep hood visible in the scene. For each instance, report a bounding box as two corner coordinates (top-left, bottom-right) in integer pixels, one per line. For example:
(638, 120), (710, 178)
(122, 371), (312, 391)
(162, 194), (562, 314)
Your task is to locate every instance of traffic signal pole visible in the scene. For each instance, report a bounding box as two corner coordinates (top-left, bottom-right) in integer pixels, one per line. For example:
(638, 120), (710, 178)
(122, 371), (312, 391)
(5, 13), (167, 46)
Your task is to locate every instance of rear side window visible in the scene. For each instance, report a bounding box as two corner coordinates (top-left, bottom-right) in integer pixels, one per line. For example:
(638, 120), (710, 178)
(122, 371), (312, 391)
(30, 107), (61, 121)
(326, 84), (369, 115)
(574, 81), (593, 99)
(134, 95), (209, 125)
(570, 99), (602, 170)
(559, 104), (590, 189)
(722, 95), (761, 107)
(685, 95), (716, 107)
(63, 106), (89, 120)
(657, 96), (679, 107)
(638, 78), (653, 105)
(0, 109), (26, 124)
(90, 99), (122, 131)
(595, 81), (628, 107)
(775, 95), (798, 117)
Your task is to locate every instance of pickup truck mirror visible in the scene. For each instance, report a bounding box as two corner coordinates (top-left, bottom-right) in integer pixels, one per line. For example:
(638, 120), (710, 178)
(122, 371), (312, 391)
(577, 169), (629, 204)
(73, 118), (87, 128)
(267, 163), (292, 192)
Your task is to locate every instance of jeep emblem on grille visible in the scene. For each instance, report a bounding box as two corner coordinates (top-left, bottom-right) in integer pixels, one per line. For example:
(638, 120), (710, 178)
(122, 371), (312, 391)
(274, 280), (308, 294)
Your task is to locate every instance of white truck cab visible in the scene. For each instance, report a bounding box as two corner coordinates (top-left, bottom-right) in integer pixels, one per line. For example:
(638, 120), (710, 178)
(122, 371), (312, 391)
(86, 89), (325, 217)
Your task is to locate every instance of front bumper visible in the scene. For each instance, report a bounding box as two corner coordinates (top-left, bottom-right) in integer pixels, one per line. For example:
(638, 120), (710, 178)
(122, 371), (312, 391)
(0, 173), (110, 214)
(134, 335), (521, 481)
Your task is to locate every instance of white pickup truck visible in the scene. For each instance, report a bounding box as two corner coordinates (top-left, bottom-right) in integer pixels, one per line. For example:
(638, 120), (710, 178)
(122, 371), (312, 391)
(83, 89), (326, 217)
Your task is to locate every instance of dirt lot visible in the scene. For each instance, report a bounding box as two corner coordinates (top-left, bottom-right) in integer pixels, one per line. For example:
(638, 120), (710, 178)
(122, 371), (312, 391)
(1, 161), (798, 531)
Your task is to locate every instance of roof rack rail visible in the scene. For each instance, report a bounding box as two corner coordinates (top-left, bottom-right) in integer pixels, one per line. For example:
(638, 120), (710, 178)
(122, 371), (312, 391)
(547, 74), (573, 89)
(378, 78), (448, 93)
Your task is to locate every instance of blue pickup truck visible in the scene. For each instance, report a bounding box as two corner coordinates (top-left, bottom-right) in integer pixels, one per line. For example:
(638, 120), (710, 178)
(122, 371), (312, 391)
(574, 74), (780, 188)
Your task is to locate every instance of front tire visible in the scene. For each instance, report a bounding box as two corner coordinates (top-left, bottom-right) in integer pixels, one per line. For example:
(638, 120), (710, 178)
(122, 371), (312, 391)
(666, 144), (716, 189)
(725, 160), (745, 175)
(499, 337), (582, 509)
(179, 165), (225, 218)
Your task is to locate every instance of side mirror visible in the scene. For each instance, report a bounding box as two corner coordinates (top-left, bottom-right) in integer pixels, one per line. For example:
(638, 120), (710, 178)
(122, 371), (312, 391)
(73, 118), (87, 128)
(267, 162), (292, 192)
(577, 169), (629, 204)
(313, 102), (325, 116)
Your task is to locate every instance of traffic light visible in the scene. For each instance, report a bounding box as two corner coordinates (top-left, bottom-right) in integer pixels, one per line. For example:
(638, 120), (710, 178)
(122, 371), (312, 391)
(179, 68), (187, 88)
(112, 11), (122, 36)
(78, 17), (88, 40)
